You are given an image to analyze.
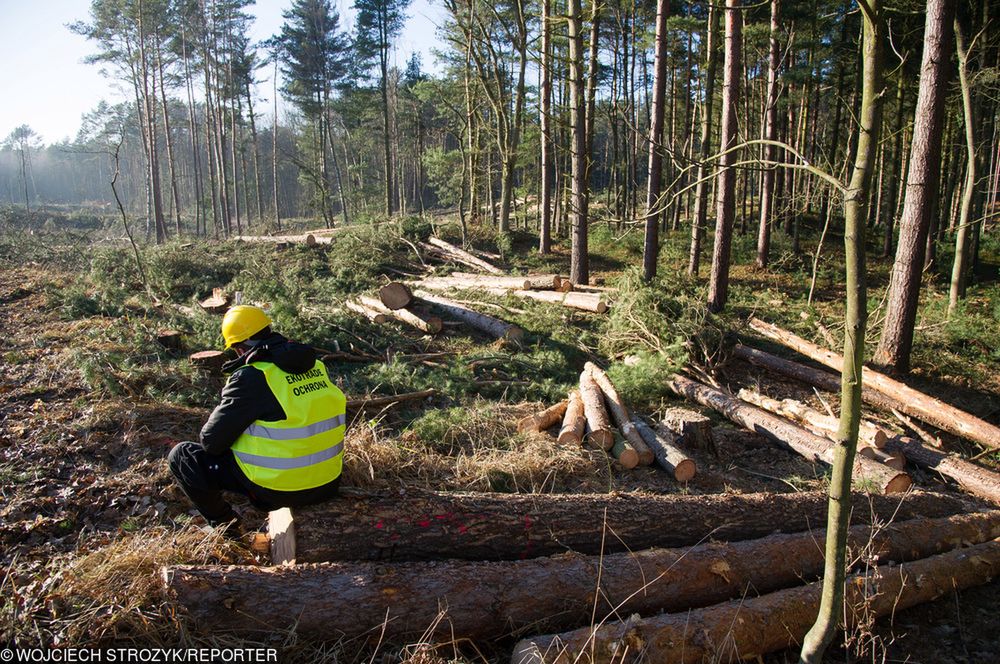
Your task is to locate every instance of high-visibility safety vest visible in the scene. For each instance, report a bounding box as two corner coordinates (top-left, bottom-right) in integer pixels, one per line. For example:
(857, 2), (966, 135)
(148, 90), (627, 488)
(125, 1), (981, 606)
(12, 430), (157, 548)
(231, 360), (346, 492)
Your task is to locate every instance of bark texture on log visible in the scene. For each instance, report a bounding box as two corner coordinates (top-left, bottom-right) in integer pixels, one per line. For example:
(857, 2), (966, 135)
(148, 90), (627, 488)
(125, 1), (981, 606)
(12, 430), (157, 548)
(558, 391), (586, 445)
(165, 513), (1000, 644)
(345, 300), (388, 324)
(733, 344), (906, 414)
(346, 389), (436, 410)
(749, 317), (1000, 450)
(635, 419), (696, 481)
(513, 537), (1000, 664)
(579, 370), (614, 449)
(586, 363), (653, 465)
(888, 436), (1000, 505)
(235, 233), (330, 246)
(736, 388), (890, 449)
(414, 291), (524, 343)
(518, 401), (569, 433)
(425, 237), (504, 274)
(660, 407), (717, 456)
(358, 296), (442, 334)
(290, 488), (972, 563)
(449, 272), (559, 290)
(668, 375), (911, 494)
(378, 282), (414, 310)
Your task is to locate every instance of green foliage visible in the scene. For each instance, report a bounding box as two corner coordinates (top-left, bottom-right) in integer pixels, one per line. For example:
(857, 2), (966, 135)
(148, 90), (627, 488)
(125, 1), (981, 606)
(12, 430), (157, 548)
(399, 215), (432, 242)
(422, 147), (464, 208)
(606, 352), (682, 409)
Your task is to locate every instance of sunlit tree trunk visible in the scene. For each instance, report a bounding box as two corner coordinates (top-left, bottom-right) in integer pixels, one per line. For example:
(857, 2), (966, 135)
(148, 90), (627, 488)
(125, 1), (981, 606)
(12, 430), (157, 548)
(799, 2), (884, 659)
(688, 4), (718, 277)
(949, 16), (977, 313)
(756, 0), (781, 269)
(568, 0), (588, 285)
(642, 0), (669, 281)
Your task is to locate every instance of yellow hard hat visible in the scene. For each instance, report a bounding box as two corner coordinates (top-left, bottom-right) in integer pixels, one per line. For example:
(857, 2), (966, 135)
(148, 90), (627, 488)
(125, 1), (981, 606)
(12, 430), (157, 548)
(221, 305), (272, 349)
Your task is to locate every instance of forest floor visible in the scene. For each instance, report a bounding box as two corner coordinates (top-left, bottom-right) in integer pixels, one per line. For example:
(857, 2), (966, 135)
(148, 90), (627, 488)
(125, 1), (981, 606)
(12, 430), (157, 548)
(2, 207), (1000, 662)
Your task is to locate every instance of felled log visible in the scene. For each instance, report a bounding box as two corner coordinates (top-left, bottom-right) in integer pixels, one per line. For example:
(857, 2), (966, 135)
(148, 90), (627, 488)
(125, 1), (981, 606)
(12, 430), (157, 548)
(513, 536), (1000, 664)
(578, 369), (614, 449)
(558, 391), (586, 445)
(667, 375), (911, 494)
(517, 401), (569, 434)
(287, 488), (973, 563)
(887, 436), (1000, 505)
(634, 419), (697, 481)
(358, 295), (442, 334)
(346, 389), (436, 410)
(156, 329), (183, 351)
(737, 389), (890, 450)
(733, 344), (909, 414)
(449, 272), (559, 290)
(486, 288), (609, 314)
(377, 282), (413, 310)
(424, 237), (504, 274)
(749, 317), (1000, 451)
(553, 276), (573, 293)
(235, 233), (331, 246)
(414, 290), (524, 343)
(267, 508), (295, 566)
(586, 363), (653, 465)
(189, 350), (225, 370)
(344, 300), (387, 324)
(611, 435), (640, 469)
(659, 406), (717, 456)
(198, 287), (229, 313)
(164, 512), (1000, 644)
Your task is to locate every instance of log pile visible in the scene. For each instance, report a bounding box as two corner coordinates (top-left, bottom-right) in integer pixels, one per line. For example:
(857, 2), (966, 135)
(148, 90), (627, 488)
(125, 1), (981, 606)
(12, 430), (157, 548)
(234, 232), (333, 246)
(667, 375), (911, 494)
(747, 317), (1000, 451)
(412, 275), (609, 314)
(166, 510), (1000, 645)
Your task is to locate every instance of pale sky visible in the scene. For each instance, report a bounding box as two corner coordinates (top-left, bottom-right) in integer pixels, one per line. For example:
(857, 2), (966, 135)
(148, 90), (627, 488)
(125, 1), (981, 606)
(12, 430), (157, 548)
(0, 0), (449, 145)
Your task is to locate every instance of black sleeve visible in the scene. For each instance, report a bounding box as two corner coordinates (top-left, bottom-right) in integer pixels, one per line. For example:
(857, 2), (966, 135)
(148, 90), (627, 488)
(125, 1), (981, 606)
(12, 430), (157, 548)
(200, 367), (285, 455)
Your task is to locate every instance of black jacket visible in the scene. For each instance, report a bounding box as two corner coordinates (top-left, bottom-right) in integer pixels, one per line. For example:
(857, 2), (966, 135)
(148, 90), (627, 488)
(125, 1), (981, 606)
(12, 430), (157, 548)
(200, 333), (317, 455)
(199, 333), (341, 508)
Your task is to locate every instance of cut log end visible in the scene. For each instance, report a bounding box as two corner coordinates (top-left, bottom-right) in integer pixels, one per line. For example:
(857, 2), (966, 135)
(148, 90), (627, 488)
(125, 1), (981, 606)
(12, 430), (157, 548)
(588, 429), (615, 451)
(379, 282), (414, 310)
(883, 473), (913, 494)
(189, 350), (225, 370)
(673, 459), (697, 482)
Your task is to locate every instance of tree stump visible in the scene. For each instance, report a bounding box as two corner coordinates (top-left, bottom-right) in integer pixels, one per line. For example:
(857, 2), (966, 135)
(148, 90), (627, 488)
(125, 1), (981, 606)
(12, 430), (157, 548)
(661, 407), (717, 456)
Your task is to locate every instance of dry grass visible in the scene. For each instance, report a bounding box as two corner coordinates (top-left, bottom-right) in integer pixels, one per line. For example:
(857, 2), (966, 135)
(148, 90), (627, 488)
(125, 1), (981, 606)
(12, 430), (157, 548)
(7, 527), (249, 647)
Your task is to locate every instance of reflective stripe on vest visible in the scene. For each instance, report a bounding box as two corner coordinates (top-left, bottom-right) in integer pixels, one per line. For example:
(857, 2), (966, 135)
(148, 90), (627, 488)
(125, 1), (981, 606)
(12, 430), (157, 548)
(230, 359), (346, 492)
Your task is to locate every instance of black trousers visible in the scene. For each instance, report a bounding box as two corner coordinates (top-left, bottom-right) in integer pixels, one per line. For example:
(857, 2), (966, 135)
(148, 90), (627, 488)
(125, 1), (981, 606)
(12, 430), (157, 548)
(167, 441), (341, 525)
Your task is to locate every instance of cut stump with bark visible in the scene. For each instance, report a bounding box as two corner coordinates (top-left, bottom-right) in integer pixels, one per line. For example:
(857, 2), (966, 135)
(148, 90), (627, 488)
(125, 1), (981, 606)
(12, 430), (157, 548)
(156, 329), (183, 351)
(198, 288), (229, 314)
(659, 406), (717, 456)
(189, 350), (226, 371)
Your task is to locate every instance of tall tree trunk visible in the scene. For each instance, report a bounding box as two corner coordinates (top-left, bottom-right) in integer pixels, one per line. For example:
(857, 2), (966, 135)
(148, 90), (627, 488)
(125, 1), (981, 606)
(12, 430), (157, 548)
(687, 4), (719, 276)
(874, 0), (955, 374)
(271, 57), (281, 230)
(949, 16), (977, 313)
(707, 0), (742, 313)
(568, 0), (588, 284)
(245, 82), (264, 225)
(882, 68), (907, 257)
(498, 0), (529, 237)
(155, 35), (182, 236)
(180, 26), (203, 235)
(381, 33), (394, 217)
(642, 0), (669, 281)
(756, 0), (781, 268)
(539, 0), (554, 254)
(798, 1), (884, 660)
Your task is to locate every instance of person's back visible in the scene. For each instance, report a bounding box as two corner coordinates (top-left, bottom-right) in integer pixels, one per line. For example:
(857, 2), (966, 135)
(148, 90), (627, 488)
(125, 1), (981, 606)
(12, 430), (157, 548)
(168, 306), (345, 528)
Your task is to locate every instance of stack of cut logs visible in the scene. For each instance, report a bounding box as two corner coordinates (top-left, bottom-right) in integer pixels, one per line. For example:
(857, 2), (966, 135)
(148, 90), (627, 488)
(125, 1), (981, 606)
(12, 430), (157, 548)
(517, 362), (701, 481)
(163, 487), (1000, 663)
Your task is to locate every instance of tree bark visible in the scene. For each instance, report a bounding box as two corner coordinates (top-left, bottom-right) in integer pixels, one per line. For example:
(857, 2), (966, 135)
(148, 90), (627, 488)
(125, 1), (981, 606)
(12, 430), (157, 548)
(688, 4), (719, 277)
(578, 369), (614, 449)
(514, 537), (1000, 664)
(414, 291), (524, 343)
(949, 17), (977, 313)
(165, 512), (1000, 646)
(635, 419), (696, 481)
(666, 376), (910, 494)
(660, 407), (716, 456)
(284, 487), (972, 564)
(756, 0), (781, 268)
(586, 363), (653, 464)
(517, 401), (569, 433)
(358, 296), (442, 334)
(568, 0), (589, 285)
(748, 317), (1000, 451)
(874, 0), (955, 374)
(887, 436), (1000, 506)
(558, 391), (586, 445)
(642, 0), (669, 280)
(706, 0), (742, 312)
(538, 0), (553, 254)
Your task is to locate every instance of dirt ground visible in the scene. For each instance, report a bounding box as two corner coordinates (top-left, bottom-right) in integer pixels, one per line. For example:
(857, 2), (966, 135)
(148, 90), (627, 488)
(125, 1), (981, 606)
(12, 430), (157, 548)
(1, 264), (998, 663)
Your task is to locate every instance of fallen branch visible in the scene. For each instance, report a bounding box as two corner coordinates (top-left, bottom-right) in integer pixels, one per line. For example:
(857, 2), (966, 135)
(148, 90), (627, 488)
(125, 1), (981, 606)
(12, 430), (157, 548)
(346, 389), (436, 410)
(423, 237), (504, 274)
